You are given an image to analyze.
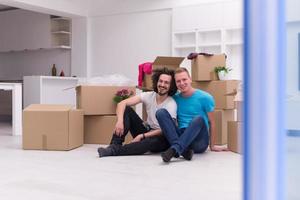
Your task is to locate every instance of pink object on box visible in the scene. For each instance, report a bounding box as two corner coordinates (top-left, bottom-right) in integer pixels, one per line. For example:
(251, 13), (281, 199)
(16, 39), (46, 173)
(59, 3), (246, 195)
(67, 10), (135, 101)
(138, 62), (152, 87)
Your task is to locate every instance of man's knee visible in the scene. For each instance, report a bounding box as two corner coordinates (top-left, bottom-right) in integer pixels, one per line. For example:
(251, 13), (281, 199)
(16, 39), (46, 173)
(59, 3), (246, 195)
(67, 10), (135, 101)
(125, 106), (134, 113)
(192, 116), (205, 125)
(155, 108), (169, 120)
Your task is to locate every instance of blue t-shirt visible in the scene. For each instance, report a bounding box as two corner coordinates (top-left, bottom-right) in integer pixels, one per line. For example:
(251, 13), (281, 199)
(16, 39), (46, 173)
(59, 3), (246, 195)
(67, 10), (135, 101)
(173, 89), (215, 129)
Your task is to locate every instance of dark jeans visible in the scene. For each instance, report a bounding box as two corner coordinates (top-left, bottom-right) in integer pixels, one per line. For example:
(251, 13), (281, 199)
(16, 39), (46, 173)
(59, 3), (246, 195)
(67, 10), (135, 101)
(109, 106), (169, 156)
(156, 108), (209, 155)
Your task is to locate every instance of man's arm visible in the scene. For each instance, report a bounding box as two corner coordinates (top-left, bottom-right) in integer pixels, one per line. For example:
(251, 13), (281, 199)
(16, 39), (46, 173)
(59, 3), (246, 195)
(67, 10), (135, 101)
(115, 95), (142, 136)
(130, 129), (162, 143)
(207, 112), (228, 152)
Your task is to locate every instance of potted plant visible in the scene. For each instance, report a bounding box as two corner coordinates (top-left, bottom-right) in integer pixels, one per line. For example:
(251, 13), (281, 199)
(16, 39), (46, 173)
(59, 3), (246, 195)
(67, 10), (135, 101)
(214, 66), (232, 80)
(113, 88), (134, 103)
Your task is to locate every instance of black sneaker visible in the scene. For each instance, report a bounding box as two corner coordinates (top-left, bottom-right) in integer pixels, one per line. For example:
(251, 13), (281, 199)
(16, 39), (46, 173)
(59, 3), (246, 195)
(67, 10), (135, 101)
(97, 147), (114, 157)
(161, 148), (176, 163)
(182, 149), (194, 161)
(97, 144), (120, 157)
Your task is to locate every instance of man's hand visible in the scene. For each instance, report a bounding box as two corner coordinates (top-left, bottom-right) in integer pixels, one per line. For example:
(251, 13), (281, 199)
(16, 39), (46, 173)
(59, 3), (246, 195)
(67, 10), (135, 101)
(210, 145), (228, 152)
(130, 134), (144, 143)
(114, 120), (124, 136)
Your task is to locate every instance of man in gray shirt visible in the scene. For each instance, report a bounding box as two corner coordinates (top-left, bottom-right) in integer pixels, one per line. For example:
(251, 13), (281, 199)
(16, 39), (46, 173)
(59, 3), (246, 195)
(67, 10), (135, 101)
(98, 67), (177, 157)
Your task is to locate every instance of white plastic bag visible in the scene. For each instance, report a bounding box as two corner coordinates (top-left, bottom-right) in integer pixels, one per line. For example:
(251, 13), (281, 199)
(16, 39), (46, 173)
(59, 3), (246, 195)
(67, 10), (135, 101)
(79, 74), (135, 86)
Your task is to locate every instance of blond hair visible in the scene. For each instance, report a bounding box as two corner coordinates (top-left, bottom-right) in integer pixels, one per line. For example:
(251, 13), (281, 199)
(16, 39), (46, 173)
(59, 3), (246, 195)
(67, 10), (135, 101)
(175, 67), (190, 77)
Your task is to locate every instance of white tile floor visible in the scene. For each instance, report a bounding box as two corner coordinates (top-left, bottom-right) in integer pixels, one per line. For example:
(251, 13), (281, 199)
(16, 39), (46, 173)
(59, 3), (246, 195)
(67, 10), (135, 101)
(2, 122), (300, 200)
(0, 122), (249, 200)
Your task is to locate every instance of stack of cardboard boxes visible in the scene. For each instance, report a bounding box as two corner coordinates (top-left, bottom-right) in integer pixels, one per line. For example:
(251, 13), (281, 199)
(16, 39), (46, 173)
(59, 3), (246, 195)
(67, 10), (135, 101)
(227, 84), (243, 154)
(22, 85), (136, 150)
(76, 85), (135, 145)
(190, 54), (240, 145)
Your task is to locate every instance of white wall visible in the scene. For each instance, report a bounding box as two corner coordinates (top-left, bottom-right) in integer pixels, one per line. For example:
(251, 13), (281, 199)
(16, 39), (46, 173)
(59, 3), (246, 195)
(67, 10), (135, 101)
(71, 17), (88, 77)
(286, 22), (300, 95)
(286, 1), (300, 130)
(88, 9), (172, 81)
(87, 0), (240, 16)
(286, 0), (300, 22)
(0, 0), (242, 81)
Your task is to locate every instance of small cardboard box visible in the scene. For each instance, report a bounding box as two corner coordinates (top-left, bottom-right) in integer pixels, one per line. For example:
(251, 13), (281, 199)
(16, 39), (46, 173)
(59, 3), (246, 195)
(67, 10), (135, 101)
(76, 86), (135, 115)
(152, 56), (185, 70)
(214, 109), (235, 145)
(235, 101), (243, 121)
(142, 74), (153, 90)
(191, 54), (226, 81)
(23, 104), (84, 150)
(192, 80), (240, 109)
(227, 121), (242, 154)
(84, 115), (132, 145)
(142, 56), (184, 89)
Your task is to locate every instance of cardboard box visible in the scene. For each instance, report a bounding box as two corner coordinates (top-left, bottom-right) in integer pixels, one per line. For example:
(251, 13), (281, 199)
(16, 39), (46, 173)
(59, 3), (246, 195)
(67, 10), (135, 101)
(76, 86), (135, 115)
(191, 54), (226, 81)
(210, 71), (219, 81)
(235, 101), (243, 121)
(84, 115), (132, 145)
(214, 109), (235, 145)
(192, 80), (240, 109)
(142, 56), (184, 89)
(142, 74), (153, 90)
(227, 121), (242, 154)
(23, 104), (84, 150)
(152, 56), (185, 70)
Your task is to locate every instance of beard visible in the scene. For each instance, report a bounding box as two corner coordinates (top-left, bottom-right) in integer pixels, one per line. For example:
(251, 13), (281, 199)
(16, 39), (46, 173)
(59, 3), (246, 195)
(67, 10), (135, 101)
(157, 86), (168, 96)
(158, 91), (168, 96)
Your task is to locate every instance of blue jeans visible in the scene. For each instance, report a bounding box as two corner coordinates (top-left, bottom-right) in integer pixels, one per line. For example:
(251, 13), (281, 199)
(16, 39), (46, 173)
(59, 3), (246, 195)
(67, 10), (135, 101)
(156, 108), (209, 155)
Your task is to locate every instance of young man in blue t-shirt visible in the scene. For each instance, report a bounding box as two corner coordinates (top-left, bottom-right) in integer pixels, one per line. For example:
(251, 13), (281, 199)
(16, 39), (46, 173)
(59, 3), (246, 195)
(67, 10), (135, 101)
(156, 67), (228, 162)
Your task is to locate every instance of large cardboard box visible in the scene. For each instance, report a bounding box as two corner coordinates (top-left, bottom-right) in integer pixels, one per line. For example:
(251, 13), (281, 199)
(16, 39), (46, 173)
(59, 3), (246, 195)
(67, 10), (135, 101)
(76, 86), (135, 115)
(227, 121), (242, 154)
(192, 80), (240, 109)
(191, 54), (226, 81)
(143, 56), (184, 89)
(23, 104), (84, 150)
(84, 115), (132, 144)
(214, 109), (235, 145)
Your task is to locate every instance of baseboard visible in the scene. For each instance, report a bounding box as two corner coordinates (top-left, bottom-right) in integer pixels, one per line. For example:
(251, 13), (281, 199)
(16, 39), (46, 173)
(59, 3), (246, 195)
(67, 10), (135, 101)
(287, 130), (300, 137)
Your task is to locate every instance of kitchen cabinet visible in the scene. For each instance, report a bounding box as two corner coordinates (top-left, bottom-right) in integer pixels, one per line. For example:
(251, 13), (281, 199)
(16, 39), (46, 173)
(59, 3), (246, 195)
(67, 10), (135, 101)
(51, 17), (72, 49)
(0, 9), (50, 52)
(0, 9), (71, 52)
(23, 76), (79, 108)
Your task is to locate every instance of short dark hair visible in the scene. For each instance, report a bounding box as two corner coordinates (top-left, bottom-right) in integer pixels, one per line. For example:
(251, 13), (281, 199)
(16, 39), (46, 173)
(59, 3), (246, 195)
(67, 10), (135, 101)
(152, 67), (177, 96)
